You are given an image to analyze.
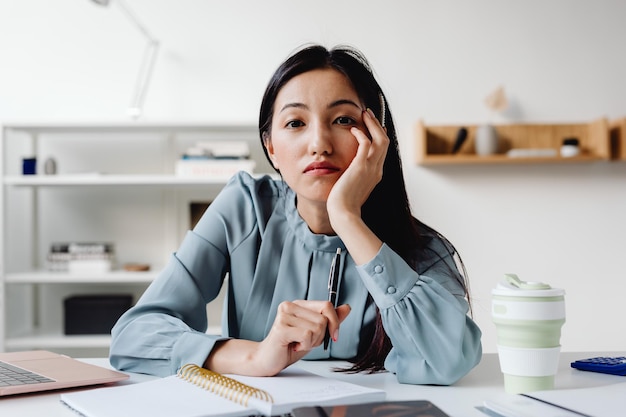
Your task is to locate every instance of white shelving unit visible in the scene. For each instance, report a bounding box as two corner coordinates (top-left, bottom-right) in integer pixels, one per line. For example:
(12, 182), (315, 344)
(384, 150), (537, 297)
(0, 122), (271, 355)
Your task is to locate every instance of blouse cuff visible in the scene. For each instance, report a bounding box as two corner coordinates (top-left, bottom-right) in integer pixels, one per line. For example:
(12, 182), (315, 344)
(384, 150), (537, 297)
(355, 243), (420, 309)
(171, 331), (230, 374)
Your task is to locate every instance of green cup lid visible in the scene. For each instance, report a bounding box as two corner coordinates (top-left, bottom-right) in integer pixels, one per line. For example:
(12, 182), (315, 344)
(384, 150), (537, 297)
(504, 273), (551, 290)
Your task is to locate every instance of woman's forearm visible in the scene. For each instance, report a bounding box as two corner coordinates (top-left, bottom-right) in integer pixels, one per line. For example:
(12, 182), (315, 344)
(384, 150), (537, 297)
(330, 210), (382, 266)
(204, 339), (265, 375)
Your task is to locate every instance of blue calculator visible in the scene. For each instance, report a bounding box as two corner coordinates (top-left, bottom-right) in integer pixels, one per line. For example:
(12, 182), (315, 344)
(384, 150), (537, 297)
(571, 357), (626, 376)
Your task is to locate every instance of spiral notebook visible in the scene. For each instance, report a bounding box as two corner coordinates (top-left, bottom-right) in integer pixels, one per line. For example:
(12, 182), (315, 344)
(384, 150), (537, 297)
(60, 364), (386, 417)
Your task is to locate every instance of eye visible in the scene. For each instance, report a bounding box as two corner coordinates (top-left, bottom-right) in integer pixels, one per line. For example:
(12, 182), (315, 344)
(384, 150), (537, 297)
(335, 116), (357, 126)
(285, 119), (305, 129)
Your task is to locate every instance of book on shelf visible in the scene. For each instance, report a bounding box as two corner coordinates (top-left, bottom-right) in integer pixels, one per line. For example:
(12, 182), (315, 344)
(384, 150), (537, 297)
(176, 140), (255, 179)
(51, 242), (115, 254)
(67, 259), (113, 274)
(47, 242), (115, 272)
(186, 140), (250, 159)
(60, 364), (386, 417)
(175, 158), (256, 179)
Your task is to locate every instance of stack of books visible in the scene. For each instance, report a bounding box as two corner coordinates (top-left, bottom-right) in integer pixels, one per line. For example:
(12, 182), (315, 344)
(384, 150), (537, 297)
(47, 242), (115, 273)
(175, 141), (256, 179)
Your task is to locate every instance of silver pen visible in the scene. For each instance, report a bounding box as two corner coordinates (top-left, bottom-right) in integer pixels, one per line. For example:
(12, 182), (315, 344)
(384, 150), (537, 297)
(324, 248), (341, 350)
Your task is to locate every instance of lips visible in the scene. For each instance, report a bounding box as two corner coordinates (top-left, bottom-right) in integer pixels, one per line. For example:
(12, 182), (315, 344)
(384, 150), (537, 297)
(303, 161), (340, 175)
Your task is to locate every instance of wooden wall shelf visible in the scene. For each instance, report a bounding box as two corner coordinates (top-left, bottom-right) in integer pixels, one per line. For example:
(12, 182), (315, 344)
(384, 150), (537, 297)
(415, 118), (612, 165)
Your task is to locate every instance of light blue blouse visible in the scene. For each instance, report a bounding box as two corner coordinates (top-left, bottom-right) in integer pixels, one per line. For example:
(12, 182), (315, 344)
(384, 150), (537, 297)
(109, 172), (482, 385)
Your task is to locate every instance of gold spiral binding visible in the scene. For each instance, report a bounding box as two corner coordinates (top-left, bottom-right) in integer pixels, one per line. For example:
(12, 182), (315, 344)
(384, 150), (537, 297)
(177, 364), (274, 407)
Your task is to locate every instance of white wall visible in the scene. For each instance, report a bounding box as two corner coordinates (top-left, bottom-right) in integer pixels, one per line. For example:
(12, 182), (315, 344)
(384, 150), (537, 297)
(1, 0), (625, 354)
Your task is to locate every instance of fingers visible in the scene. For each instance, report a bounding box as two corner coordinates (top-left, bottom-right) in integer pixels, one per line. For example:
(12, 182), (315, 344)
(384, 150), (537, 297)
(336, 304), (351, 322)
(274, 301), (351, 352)
(350, 109), (388, 167)
(332, 304), (352, 342)
(362, 108), (389, 164)
(311, 302), (350, 345)
(274, 301), (326, 352)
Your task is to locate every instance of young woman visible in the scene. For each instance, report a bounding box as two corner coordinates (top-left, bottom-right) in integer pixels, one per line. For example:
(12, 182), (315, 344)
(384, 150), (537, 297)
(110, 44), (482, 385)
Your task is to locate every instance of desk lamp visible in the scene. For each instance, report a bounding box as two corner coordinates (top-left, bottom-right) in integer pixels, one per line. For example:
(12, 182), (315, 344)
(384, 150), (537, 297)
(91, 0), (160, 119)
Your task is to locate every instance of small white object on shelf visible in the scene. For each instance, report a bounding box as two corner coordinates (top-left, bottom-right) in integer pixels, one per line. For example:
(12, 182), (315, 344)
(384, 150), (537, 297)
(507, 148), (558, 158)
(475, 124), (499, 156)
(560, 138), (580, 158)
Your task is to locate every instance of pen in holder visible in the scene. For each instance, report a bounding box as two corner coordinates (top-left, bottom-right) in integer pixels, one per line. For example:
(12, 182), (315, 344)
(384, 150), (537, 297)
(324, 248), (341, 350)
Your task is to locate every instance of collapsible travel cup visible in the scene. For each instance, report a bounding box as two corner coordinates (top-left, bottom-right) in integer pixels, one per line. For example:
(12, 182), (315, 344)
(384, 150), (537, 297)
(492, 274), (566, 394)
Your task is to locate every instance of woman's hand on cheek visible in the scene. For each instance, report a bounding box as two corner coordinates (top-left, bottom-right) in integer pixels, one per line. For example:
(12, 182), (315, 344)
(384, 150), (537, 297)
(327, 108), (389, 222)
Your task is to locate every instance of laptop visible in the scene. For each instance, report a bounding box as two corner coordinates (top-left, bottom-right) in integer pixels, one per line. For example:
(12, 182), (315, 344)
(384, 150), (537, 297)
(0, 350), (128, 396)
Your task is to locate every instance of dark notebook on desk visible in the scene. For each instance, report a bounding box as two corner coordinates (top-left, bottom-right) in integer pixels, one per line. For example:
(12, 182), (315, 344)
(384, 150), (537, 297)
(292, 400), (450, 417)
(0, 350), (128, 396)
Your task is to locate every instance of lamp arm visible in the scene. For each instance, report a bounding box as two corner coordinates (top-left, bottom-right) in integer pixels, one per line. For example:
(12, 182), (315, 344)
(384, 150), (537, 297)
(113, 0), (160, 119)
(115, 0), (158, 43)
(92, 0), (160, 118)
(128, 40), (159, 119)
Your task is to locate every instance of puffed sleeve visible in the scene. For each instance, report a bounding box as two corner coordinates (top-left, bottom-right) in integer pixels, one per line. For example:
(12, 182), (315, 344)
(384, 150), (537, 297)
(108, 234), (230, 376)
(109, 174), (262, 376)
(355, 242), (482, 385)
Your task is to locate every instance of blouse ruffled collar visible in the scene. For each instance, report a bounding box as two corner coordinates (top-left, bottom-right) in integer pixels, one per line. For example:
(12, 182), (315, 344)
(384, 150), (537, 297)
(283, 187), (345, 253)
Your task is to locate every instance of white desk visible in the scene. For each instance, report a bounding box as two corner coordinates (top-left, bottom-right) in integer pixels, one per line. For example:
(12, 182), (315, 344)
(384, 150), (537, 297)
(0, 352), (623, 416)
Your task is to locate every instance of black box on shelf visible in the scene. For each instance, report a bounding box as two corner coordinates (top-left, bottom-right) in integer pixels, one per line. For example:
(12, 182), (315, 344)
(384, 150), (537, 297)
(64, 295), (133, 335)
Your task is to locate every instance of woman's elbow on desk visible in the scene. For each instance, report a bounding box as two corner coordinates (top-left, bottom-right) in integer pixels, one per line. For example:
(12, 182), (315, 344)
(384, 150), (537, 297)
(390, 350), (482, 386)
(386, 326), (483, 385)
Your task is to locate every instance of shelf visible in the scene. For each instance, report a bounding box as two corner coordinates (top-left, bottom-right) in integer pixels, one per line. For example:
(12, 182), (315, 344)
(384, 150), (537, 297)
(3, 173), (277, 186)
(3, 174), (233, 187)
(415, 118), (611, 165)
(1, 121), (257, 134)
(5, 332), (112, 350)
(5, 270), (158, 284)
(1, 122), (249, 353)
(416, 154), (604, 165)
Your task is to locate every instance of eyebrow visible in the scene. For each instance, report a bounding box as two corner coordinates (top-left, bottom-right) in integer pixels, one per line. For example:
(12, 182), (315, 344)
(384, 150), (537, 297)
(279, 99), (362, 113)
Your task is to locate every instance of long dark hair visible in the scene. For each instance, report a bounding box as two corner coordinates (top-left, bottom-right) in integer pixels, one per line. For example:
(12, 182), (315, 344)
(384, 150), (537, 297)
(258, 45), (469, 373)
